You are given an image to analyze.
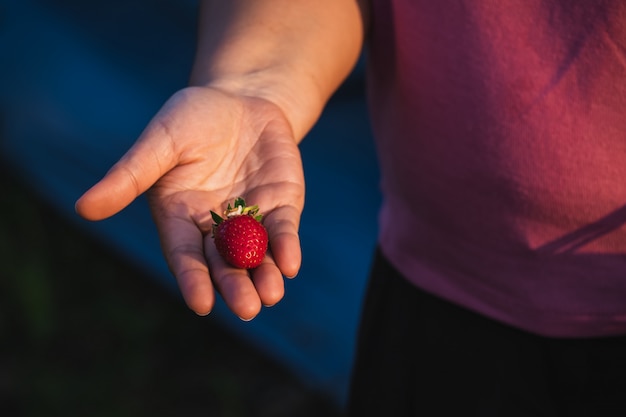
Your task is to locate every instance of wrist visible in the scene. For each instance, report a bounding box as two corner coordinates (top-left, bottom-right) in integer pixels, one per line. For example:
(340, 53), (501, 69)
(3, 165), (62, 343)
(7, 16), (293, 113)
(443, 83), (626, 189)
(189, 65), (329, 143)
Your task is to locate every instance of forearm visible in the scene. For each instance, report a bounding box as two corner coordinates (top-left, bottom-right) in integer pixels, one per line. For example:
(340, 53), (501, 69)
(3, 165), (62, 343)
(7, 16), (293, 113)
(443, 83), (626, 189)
(189, 0), (368, 141)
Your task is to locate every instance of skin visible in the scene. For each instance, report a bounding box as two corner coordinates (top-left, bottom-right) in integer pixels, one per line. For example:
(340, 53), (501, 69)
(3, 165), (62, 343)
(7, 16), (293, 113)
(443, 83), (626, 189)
(74, 0), (368, 320)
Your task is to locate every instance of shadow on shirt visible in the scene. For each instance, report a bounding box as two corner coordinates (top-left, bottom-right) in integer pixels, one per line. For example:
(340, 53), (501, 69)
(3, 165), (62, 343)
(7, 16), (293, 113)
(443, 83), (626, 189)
(537, 205), (626, 254)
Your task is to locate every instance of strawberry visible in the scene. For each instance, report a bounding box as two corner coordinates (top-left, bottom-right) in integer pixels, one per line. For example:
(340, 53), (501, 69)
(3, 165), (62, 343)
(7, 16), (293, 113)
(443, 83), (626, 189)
(211, 197), (268, 269)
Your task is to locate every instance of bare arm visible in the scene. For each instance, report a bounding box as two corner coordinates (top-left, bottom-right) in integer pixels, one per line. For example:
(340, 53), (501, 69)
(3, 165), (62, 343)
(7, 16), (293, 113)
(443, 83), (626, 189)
(190, 0), (367, 140)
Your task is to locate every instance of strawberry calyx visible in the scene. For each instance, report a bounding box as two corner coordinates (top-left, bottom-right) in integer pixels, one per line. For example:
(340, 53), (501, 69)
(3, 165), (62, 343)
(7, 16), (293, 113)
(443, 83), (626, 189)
(210, 197), (263, 235)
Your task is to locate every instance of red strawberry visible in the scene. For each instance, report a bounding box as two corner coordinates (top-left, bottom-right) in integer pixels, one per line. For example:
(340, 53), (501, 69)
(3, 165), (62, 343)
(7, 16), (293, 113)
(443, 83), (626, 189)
(211, 197), (268, 269)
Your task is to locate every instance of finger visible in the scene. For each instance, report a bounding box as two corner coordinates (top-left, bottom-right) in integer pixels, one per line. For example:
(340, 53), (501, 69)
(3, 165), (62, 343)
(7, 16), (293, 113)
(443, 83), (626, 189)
(204, 235), (263, 321)
(159, 215), (216, 316)
(75, 121), (176, 221)
(264, 205), (302, 278)
(249, 251), (285, 307)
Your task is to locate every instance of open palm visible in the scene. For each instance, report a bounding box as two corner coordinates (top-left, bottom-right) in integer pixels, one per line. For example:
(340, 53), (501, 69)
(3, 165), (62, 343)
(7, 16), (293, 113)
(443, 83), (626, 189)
(76, 86), (305, 320)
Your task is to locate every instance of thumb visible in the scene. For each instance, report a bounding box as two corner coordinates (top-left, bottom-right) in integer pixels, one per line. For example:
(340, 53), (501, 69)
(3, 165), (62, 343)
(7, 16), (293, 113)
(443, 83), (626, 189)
(75, 127), (175, 221)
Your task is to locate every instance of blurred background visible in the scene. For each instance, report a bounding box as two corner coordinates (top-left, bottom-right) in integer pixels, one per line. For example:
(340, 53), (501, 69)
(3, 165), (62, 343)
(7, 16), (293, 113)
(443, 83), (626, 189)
(0, 0), (381, 415)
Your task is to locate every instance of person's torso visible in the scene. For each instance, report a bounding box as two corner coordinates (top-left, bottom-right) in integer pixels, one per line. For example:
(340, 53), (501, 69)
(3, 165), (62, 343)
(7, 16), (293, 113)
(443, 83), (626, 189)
(368, 0), (626, 337)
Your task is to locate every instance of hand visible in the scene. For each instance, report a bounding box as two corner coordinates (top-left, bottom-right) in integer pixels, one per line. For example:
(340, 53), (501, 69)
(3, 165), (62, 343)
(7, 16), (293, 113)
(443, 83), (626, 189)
(75, 86), (305, 320)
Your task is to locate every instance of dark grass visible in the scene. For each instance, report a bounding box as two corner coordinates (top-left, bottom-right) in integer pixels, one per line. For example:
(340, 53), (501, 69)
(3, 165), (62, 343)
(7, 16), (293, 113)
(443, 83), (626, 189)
(0, 169), (344, 417)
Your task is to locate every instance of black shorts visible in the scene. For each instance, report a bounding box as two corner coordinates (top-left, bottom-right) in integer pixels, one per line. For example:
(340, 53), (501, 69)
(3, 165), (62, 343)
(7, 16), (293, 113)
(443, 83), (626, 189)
(346, 248), (626, 417)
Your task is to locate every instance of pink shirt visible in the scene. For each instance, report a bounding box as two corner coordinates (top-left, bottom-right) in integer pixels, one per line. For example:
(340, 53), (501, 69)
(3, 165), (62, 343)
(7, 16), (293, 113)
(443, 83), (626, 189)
(368, 0), (626, 337)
